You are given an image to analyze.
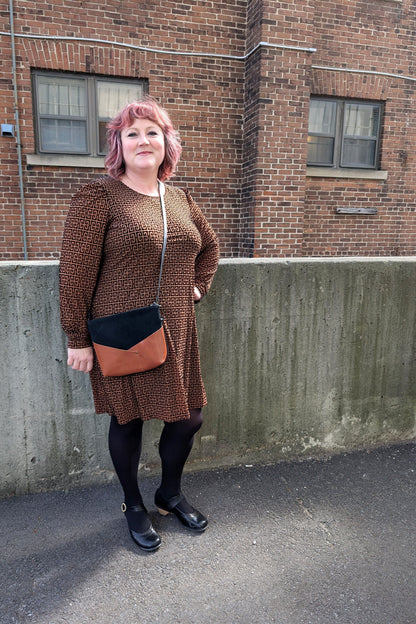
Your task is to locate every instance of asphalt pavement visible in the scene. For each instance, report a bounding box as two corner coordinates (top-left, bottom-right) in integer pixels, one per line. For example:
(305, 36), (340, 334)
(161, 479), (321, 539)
(1, 443), (415, 624)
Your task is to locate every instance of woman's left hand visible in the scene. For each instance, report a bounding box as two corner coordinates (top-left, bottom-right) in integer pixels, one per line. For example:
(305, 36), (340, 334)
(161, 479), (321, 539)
(193, 286), (202, 302)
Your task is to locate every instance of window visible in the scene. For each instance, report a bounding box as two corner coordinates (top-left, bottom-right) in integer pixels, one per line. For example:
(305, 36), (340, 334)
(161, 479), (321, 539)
(32, 71), (147, 155)
(307, 98), (382, 169)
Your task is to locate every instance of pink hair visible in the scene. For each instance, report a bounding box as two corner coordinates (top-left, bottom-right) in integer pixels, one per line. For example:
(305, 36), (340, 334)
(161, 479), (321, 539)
(104, 97), (182, 181)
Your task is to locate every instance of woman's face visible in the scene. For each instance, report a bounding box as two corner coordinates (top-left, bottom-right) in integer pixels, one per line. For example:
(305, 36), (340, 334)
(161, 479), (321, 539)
(120, 118), (165, 177)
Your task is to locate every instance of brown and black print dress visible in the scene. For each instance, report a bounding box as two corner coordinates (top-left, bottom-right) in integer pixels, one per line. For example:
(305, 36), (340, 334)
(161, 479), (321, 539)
(59, 178), (219, 424)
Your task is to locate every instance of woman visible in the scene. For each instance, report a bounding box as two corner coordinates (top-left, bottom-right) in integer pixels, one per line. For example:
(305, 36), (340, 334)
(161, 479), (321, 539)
(59, 97), (219, 552)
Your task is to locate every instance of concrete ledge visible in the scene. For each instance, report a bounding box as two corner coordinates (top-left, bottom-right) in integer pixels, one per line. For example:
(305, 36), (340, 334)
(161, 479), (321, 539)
(26, 154), (106, 168)
(306, 167), (388, 180)
(1, 258), (415, 497)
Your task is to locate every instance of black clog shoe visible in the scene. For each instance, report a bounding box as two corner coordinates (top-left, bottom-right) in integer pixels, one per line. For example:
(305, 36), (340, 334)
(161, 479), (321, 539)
(122, 503), (161, 552)
(154, 490), (208, 533)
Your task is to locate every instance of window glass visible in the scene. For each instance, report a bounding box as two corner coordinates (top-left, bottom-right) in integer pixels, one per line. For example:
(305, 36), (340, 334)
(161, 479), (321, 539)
(307, 136), (335, 166)
(343, 103), (379, 138)
(40, 119), (87, 152)
(36, 75), (88, 153)
(341, 138), (377, 168)
(308, 100), (336, 135)
(97, 81), (145, 153)
(97, 81), (141, 118)
(38, 76), (87, 117)
(341, 103), (380, 167)
(307, 100), (337, 165)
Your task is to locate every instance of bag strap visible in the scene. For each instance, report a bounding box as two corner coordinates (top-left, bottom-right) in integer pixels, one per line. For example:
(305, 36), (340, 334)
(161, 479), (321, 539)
(155, 180), (167, 305)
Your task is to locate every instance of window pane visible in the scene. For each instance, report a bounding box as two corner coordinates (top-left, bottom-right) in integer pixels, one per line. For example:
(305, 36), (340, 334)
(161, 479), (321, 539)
(97, 81), (144, 119)
(37, 76), (86, 118)
(307, 136), (335, 165)
(40, 119), (87, 152)
(308, 100), (336, 135)
(36, 74), (88, 152)
(344, 104), (379, 138)
(97, 81), (145, 153)
(341, 138), (376, 167)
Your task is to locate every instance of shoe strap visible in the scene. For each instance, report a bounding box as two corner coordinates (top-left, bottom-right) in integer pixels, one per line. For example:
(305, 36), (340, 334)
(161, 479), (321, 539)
(121, 503), (147, 513)
(163, 493), (185, 510)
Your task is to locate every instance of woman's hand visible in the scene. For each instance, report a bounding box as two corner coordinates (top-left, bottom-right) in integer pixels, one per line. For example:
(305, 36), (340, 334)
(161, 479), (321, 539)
(67, 347), (94, 373)
(193, 286), (202, 302)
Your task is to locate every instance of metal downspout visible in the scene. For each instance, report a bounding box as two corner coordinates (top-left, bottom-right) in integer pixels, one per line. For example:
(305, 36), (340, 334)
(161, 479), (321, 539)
(9, 0), (28, 260)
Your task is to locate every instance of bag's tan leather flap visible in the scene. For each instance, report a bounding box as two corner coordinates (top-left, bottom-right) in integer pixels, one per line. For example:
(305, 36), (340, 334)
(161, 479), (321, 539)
(92, 327), (167, 377)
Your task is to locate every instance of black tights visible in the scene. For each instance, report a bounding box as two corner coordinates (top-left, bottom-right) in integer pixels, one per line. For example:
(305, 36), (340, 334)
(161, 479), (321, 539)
(108, 409), (203, 509)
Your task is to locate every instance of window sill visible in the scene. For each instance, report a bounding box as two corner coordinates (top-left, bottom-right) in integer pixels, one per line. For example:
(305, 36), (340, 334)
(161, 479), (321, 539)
(26, 154), (106, 168)
(306, 167), (388, 180)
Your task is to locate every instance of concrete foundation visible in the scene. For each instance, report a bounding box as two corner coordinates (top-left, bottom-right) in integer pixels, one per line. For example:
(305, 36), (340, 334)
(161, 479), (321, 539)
(1, 258), (415, 497)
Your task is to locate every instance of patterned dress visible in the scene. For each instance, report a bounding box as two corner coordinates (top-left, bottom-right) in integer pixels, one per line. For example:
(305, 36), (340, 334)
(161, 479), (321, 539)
(59, 177), (219, 424)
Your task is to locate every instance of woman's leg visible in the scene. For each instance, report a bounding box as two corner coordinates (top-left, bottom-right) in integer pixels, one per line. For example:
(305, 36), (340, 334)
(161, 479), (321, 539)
(157, 408), (203, 500)
(108, 415), (160, 550)
(108, 415), (144, 508)
(155, 408), (207, 531)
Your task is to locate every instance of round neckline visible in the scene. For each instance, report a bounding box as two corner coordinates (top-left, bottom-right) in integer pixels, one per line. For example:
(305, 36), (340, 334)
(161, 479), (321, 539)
(117, 178), (160, 197)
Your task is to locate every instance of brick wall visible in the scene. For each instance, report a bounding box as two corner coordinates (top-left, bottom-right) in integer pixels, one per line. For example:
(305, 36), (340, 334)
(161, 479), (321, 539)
(0, 0), (247, 259)
(305, 0), (416, 256)
(240, 0), (316, 257)
(1, 0), (416, 259)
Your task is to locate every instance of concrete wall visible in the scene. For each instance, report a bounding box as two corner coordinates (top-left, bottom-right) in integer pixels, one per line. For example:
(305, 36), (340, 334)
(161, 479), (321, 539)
(1, 259), (415, 498)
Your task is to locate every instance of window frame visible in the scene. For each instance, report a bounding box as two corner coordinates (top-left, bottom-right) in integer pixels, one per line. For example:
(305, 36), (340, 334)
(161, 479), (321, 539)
(32, 70), (147, 157)
(307, 97), (383, 170)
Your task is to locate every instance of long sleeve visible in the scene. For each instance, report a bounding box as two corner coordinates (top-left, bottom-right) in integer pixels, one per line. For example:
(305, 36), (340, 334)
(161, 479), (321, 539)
(185, 190), (220, 298)
(59, 181), (110, 348)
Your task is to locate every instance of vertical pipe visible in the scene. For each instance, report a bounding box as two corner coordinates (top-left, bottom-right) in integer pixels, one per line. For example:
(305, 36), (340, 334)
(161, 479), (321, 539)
(9, 0), (28, 260)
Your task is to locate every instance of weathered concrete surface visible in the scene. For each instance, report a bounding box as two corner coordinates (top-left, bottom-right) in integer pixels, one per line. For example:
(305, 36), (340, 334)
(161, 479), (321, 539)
(1, 259), (416, 497)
